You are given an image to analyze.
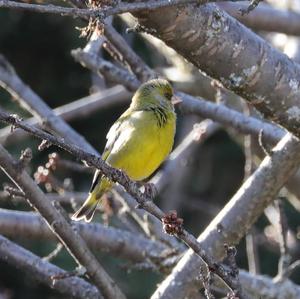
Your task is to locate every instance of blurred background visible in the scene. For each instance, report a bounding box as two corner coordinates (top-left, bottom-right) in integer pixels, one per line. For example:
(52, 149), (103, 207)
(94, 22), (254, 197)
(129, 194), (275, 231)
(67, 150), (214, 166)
(0, 3), (300, 299)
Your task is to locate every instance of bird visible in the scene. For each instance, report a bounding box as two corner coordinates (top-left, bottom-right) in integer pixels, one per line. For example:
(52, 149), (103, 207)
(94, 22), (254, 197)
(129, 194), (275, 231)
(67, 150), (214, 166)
(71, 78), (177, 222)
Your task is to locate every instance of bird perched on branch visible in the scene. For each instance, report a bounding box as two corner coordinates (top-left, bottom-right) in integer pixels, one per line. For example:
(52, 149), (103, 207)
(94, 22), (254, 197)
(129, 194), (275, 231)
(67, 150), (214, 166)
(72, 79), (177, 222)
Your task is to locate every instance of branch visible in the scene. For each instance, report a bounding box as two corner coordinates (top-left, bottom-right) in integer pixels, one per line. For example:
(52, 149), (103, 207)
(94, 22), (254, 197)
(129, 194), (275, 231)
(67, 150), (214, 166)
(134, 4), (300, 138)
(0, 85), (131, 145)
(238, 269), (300, 299)
(0, 190), (86, 205)
(0, 55), (97, 155)
(104, 24), (155, 82)
(219, 2), (300, 36)
(113, 188), (185, 250)
(0, 234), (102, 299)
(1, 116), (299, 298)
(0, 110), (249, 299)
(0, 144), (126, 299)
(178, 92), (285, 144)
(0, 0), (203, 20)
(152, 119), (221, 192)
(0, 209), (173, 265)
(72, 49), (141, 91)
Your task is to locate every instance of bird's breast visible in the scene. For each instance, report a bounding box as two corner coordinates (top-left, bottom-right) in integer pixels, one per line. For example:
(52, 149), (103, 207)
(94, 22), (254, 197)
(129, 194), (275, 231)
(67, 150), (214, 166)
(106, 110), (176, 181)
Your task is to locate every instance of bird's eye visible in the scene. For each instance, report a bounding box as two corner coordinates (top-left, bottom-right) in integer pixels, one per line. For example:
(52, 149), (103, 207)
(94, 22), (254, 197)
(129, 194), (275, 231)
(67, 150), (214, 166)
(164, 92), (172, 100)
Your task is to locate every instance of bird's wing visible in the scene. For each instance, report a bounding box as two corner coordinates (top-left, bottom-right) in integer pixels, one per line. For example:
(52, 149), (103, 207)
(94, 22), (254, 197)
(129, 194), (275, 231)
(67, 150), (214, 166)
(89, 112), (130, 193)
(103, 111), (132, 158)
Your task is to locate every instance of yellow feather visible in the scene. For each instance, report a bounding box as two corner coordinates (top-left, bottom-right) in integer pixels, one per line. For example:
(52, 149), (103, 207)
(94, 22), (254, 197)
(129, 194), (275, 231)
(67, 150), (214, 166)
(72, 79), (176, 222)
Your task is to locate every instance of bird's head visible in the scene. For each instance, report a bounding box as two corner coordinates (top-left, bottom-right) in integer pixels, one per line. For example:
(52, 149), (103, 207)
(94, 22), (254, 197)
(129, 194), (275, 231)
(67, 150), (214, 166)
(132, 79), (179, 110)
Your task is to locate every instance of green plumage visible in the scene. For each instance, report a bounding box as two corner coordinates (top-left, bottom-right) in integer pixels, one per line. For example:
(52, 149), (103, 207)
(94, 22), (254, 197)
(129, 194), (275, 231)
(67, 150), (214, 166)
(72, 79), (176, 222)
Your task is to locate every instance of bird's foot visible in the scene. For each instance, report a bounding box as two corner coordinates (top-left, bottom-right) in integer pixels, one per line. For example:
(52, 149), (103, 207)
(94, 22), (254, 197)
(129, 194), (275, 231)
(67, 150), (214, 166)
(141, 182), (158, 200)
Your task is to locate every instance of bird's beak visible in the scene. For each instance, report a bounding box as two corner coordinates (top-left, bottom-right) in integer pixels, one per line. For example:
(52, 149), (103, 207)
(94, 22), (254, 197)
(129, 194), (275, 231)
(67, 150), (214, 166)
(171, 95), (182, 105)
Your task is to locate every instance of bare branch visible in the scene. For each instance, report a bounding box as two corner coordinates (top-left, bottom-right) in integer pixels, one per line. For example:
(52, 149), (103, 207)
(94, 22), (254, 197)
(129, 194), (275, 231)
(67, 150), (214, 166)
(1, 111), (298, 298)
(112, 188), (184, 250)
(3, 209), (299, 299)
(0, 234), (102, 299)
(245, 230), (260, 274)
(104, 24), (155, 82)
(72, 49), (141, 91)
(0, 144), (126, 299)
(239, 0), (262, 15)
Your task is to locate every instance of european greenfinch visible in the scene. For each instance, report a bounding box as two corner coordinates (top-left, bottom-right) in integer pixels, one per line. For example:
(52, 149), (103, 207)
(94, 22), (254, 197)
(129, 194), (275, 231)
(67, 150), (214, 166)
(72, 79), (177, 222)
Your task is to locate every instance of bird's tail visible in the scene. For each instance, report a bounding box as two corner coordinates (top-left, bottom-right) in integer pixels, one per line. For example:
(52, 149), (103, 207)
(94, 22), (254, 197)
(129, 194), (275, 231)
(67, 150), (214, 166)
(71, 191), (99, 222)
(71, 177), (112, 222)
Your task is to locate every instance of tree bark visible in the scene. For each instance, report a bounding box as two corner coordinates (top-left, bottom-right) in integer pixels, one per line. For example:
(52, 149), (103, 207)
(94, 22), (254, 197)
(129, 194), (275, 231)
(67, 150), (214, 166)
(134, 4), (300, 137)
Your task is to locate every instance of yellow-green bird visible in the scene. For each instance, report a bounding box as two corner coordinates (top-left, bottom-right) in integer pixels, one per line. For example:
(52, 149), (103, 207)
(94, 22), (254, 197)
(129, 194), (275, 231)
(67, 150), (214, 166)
(72, 79), (177, 222)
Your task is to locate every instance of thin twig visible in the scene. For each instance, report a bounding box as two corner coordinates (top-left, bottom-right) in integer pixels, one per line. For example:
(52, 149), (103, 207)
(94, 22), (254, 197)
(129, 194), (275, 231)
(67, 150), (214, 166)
(242, 103), (260, 275)
(43, 243), (64, 262)
(245, 230), (260, 274)
(274, 199), (292, 281)
(239, 0), (262, 15)
(0, 0), (203, 20)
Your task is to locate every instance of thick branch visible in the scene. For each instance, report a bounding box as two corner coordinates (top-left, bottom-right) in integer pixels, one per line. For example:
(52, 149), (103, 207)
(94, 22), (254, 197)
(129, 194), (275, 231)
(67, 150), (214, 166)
(0, 234), (102, 299)
(134, 4), (300, 138)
